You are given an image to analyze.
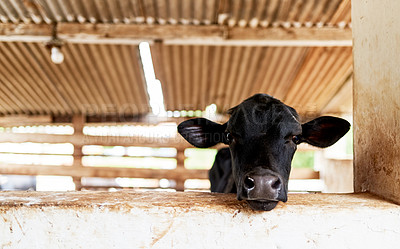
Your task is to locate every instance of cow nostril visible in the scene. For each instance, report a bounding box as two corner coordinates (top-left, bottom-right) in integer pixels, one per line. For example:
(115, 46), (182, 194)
(244, 176), (255, 190)
(271, 178), (281, 190)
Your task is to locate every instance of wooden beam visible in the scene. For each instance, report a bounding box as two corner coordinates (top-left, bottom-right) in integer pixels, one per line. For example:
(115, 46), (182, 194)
(0, 162), (318, 180)
(72, 115), (84, 190)
(289, 168), (320, 180)
(0, 23), (352, 46)
(0, 132), (189, 149)
(0, 115), (52, 126)
(0, 164), (208, 180)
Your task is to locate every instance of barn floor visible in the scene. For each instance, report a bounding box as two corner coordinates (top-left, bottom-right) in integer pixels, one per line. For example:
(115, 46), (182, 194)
(0, 191), (399, 248)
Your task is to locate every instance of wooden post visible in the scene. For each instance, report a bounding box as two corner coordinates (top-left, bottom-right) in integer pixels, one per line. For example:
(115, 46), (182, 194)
(353, 0), (400, 203)
(175, 149), (186, 191)
(72, 115), (85, 191)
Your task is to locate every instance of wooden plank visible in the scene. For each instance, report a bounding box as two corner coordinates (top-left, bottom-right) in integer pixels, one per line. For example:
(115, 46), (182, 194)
(175, 149), (186, 191)
(0, 162), (319, 180)
(72, 115), (85, 190)
(0, 23), (352, 46)
(289, 168), (320, 180)
(0, 115), (52, 126)
(0, 132), (190, 149)
(0, 164), (208, 180)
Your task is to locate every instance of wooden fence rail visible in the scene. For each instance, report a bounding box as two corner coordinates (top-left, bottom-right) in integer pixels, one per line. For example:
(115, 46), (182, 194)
(0, 116), (320, 191)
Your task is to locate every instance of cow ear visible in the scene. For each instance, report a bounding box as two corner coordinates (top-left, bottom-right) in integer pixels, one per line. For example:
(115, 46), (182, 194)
(300, 116), (350, 148)
(177, 118), (227, 148)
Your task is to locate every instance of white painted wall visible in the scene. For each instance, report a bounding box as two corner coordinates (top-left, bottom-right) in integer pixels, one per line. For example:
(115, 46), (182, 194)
(1, 191), (400, 249)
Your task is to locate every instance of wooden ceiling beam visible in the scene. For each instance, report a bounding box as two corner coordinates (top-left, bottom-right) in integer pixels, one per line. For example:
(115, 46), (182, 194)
(0, 23), (352, 46)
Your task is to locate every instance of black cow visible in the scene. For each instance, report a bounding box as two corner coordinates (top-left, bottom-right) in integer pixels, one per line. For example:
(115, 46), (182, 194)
(178, 94), (350, 211)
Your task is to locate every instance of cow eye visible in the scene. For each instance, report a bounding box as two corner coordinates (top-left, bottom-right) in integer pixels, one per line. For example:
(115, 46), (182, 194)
(292, 135), (301, 144)
(225, 133), (234, 144)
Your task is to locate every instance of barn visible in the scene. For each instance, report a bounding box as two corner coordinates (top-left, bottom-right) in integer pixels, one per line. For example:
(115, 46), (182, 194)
(0, 0), (399, 248)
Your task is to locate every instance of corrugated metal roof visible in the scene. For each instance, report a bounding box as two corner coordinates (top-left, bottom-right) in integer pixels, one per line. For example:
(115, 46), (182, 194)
(0, 41), (149, 116)
(0, 0), (351, 28)
(151, 44), (352, 116)
(0, 0), (353, 118)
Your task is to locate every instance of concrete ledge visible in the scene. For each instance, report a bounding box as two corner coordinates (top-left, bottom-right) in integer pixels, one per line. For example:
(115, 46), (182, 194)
(0, 191), (399, 248)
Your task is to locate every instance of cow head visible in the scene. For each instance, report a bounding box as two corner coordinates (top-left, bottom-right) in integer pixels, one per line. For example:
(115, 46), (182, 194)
(178, 94), (350, 211)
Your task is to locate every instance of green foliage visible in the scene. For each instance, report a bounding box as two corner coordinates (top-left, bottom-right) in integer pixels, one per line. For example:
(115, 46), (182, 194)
(346, 125), (353, 155)
(184, 148), (218, 170)
(292, 151), (315, 169)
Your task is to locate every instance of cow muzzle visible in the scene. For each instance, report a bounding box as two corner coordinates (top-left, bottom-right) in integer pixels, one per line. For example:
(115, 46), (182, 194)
(238, 169), (287, 211)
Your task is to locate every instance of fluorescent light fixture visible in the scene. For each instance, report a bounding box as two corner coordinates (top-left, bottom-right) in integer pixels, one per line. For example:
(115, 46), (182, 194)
(139, 42), (167, 116)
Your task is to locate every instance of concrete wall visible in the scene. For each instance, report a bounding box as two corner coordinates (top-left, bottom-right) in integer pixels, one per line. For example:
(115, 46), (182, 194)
(1, 191), (400, 249)
(353, 0), (400, 203)
(322, 158), (353, 193)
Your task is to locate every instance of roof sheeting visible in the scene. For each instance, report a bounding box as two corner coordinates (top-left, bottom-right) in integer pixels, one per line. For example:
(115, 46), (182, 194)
(0, 0), (350, 28)
(0, 0), (353, 118)
(0, 42), (149, 116)
(151, 44), (352, 116)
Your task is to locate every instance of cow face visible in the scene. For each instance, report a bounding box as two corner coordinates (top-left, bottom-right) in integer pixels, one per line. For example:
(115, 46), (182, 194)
(178, 94), (350, 211)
